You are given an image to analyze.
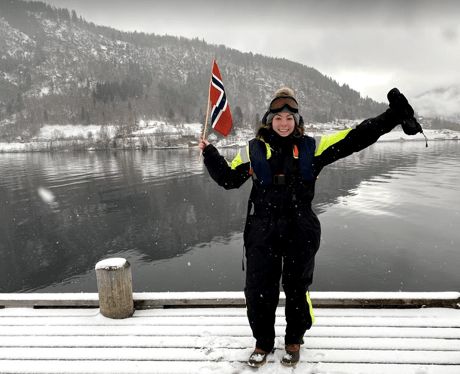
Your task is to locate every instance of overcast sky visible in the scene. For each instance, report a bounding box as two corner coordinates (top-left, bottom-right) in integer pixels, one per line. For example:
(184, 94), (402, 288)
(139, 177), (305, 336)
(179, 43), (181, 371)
(44, 0), (460, 104)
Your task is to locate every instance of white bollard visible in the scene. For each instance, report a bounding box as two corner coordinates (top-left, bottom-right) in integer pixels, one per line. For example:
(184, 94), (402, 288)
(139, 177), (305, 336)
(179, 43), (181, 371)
(95, 258), (134, 319)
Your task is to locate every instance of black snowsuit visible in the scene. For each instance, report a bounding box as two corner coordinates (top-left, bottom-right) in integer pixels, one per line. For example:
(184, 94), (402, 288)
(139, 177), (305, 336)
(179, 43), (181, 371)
(202, 109), (399, 353)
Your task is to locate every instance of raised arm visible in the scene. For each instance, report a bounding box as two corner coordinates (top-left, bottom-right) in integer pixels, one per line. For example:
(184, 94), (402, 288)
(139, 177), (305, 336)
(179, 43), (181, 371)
(201, 138), (251, 190)
(313, 88), (422, 174)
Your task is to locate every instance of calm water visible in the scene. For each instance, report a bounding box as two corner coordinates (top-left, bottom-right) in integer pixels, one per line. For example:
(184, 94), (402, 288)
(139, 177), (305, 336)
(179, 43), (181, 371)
(0, 141), (459, 293)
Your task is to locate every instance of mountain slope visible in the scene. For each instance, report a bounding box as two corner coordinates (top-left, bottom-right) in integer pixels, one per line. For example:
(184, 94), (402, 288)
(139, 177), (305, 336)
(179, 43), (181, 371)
(0, 0), (388, 140)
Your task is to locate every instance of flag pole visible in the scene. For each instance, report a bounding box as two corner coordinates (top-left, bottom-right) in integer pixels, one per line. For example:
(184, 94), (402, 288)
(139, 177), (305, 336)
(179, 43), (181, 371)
(199, 58), (215, 162)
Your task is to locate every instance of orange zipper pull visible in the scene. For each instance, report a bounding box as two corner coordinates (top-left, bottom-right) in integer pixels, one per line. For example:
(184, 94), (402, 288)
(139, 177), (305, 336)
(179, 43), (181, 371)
(293, 145), (299, 158)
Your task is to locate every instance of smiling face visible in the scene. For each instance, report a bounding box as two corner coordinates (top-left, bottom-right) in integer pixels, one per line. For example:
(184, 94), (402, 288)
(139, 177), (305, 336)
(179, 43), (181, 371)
(271, 112), (296, 137)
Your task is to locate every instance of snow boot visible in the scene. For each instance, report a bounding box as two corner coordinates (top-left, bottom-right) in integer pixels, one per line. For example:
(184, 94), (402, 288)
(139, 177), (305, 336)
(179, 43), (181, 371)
(281, 344), (300, 366)
(247, 347), (270, 368)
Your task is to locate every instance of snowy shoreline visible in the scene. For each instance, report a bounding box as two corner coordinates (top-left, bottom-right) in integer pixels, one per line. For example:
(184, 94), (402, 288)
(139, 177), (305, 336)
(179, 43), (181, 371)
(0, 120), (458, 153)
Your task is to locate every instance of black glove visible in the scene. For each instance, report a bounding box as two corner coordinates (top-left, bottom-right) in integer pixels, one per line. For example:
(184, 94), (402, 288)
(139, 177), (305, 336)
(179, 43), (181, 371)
(387, 88), (423, 135)
(400, 117), (423, 136)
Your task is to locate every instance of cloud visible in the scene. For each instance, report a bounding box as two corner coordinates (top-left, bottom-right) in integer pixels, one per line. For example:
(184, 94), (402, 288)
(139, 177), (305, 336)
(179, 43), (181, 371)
(441, 25), (459, 45)
(412, 85), (460, 118)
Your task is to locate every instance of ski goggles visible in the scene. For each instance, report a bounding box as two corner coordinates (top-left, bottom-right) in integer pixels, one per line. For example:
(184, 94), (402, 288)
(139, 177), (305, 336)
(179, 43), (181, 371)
(268, 96), (299, 114)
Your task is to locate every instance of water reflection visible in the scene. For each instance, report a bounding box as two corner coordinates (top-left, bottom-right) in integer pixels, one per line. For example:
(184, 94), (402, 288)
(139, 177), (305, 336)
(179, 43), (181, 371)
(314, 141), (460, 292)
(0, 141), (459, 293)
(0, 149), (250, 292)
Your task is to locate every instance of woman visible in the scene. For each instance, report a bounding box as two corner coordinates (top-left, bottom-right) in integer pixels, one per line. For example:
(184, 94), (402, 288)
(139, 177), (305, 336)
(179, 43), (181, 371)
(199, 87), (420, 367)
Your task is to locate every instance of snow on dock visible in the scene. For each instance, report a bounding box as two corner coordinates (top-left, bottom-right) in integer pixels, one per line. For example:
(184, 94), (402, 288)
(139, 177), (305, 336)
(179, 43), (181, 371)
(0, 292), (459, 374)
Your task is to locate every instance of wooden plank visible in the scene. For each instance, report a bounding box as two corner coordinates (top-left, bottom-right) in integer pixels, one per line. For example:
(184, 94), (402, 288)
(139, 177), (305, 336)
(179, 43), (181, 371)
(1, 315), (459, 328)
(0, 294), (99, 308)
(133, 291), (460, 309)
(1, 347), (460, 364)
(0, 336), (458, 352)
(301, 349), (460, 365)
(2, 360), (459, 374)
(1, 325), (459, 339)
(312, 297), (460, 309)
(1, 291), (459, 309)
(0, 309), (99, 317)
(1, 306), (459, 319)
(0, 305), (459, 373)
(133, 306), (460, 318)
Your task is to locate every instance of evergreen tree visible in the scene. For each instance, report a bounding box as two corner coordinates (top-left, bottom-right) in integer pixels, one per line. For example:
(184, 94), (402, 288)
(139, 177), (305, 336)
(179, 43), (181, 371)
(71, 10), (78, 24)
(233, 106), (243, 125)
(254, 113), (260, 132)
(15, 93), (24, 111)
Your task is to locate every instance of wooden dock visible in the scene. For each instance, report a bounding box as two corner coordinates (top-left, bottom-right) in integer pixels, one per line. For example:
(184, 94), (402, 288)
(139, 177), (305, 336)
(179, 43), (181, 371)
(0, 291), (459, 373)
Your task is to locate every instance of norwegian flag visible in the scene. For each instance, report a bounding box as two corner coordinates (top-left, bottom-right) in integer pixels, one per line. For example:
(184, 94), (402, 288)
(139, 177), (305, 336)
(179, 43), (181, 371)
(209, 61), (233, 136)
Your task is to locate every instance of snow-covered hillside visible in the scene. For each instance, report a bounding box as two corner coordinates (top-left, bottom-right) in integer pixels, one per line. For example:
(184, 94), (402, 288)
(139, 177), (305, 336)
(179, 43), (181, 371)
(0, 120), (458, 153)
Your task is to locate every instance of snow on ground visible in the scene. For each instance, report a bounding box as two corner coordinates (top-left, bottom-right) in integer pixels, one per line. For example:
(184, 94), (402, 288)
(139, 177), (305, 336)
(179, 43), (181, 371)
(134, 120), (203, 136)
(35, 124), (117, 140)
(0, 301), (459, 373)
(2, 291), (457, 302)
(0, 119), (459, 152)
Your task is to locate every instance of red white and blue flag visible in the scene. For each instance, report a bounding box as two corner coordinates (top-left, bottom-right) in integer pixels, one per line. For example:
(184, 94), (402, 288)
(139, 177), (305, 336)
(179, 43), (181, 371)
(209, 61), (233, 137)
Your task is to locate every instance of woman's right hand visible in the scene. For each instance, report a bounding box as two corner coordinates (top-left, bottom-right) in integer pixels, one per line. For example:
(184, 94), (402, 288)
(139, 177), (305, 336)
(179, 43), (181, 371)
(199, 136), (210, 151)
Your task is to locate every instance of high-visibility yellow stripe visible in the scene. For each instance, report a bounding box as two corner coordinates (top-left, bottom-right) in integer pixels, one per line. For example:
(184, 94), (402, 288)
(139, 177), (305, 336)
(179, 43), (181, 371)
(231, 139), (272, 170)
(314, 128), (352, 157)
(231, 152), (244, 170)
(231, 145), (249, 170)
(257, 139), (271, 159)
(307, 291), (315, 325)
